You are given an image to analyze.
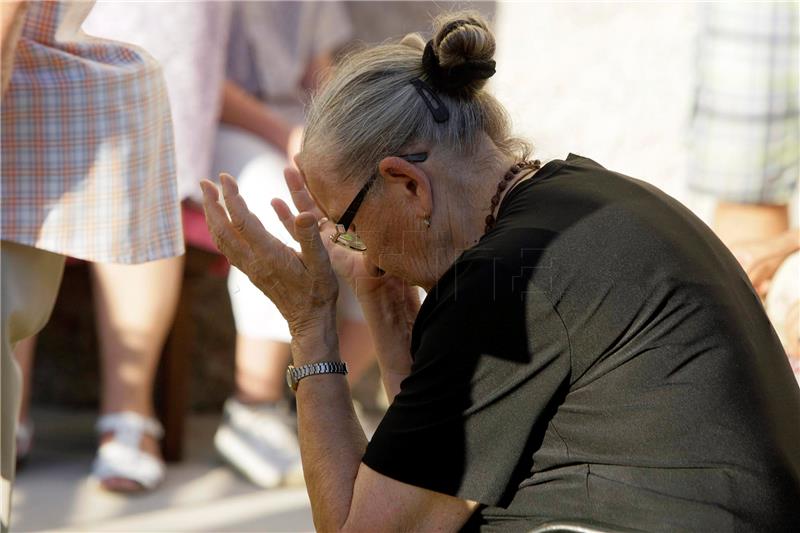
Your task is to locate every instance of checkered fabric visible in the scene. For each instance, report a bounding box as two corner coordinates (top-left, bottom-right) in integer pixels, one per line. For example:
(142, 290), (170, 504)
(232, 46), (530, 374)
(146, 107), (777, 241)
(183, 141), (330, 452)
(689, 3), (799, 204)
(1, 1), (184, 263)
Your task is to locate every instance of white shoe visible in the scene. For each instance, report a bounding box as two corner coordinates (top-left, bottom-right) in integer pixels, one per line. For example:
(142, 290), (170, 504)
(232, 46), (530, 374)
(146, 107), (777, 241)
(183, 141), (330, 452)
(16, 420), (34, 465)
(92, 412), (166, 491)
(214, 398), (302, 488)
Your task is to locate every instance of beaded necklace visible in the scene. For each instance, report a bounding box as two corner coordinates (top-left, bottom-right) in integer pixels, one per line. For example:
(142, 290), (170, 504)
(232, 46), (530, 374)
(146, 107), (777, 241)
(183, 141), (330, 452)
(484, 159), (541, 234)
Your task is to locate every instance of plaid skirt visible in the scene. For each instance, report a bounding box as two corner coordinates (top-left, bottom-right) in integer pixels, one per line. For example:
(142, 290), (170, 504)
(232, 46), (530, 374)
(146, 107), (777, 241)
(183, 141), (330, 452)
(1, 1), (183, 263)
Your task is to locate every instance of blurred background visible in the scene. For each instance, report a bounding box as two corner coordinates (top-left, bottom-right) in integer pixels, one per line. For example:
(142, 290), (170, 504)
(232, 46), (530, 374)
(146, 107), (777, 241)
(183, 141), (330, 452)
(10, 1), (797, 532)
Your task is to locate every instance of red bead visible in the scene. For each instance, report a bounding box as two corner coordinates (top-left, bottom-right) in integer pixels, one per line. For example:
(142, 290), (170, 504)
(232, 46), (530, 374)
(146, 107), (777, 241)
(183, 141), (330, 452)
(484, 159), (547, 236)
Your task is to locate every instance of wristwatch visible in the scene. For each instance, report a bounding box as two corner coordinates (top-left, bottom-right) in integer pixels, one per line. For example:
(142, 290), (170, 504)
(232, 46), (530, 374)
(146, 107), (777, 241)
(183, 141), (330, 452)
(286, 361), (349, 391)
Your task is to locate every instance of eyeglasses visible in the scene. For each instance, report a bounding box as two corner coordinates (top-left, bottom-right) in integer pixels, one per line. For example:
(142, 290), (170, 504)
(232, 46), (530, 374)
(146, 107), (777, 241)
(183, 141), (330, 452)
(331, 152), (428, 251)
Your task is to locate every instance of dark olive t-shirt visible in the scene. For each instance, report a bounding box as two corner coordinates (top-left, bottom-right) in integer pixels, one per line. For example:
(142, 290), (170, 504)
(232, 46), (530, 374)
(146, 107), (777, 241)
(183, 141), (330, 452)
(362, 154), (800, 531)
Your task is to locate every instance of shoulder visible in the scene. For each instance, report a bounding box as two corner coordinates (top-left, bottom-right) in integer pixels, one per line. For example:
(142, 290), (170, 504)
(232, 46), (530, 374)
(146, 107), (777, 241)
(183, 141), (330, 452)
(412, 254), (567, 362)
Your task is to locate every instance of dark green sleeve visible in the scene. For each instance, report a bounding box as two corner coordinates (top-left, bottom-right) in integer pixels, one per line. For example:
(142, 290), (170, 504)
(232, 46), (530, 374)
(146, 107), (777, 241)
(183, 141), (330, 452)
(363, 259), (571, 506)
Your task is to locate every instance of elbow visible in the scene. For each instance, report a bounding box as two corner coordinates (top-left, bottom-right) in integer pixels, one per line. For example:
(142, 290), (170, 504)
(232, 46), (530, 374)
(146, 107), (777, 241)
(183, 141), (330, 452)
(312, 513), (350, 533)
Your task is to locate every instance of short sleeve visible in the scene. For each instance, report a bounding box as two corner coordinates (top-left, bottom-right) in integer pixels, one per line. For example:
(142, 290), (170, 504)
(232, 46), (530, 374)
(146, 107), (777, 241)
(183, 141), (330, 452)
(225, 4), (261, 95)
(310, 1), (352, 58)
(363, 259), (572, 506)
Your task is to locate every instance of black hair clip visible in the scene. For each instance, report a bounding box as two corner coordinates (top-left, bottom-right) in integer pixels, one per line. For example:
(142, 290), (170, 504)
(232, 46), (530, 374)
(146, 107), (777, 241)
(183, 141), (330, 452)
(410, 78), (450, 123)
(422, 40), (496, 94)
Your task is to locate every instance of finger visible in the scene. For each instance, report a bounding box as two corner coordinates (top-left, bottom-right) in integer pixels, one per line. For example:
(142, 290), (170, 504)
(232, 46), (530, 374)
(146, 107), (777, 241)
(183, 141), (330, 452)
(219, 174), (283, 251)
(200, 179), (221, 205)
(217, 175), (308, 289)
(284, 167), (324, 218)
(272, 197), (337, 260)
(294, 211), (332, 276)
(284, 167), (318, 212)
(271, 198), (299, 241)
(201, 181), (251, 266)
(219, 173), (255, 232)
(201, 180), (232, 230)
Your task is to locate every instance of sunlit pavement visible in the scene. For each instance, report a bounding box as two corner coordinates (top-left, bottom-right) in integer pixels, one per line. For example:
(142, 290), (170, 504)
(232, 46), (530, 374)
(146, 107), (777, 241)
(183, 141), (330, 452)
(11, 409), (315, 532)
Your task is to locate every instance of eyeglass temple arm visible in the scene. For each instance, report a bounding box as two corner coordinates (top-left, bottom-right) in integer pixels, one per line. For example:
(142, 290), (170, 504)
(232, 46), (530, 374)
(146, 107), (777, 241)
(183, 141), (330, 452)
(337, 153), (428, 231)
(337, 173), (377, 231)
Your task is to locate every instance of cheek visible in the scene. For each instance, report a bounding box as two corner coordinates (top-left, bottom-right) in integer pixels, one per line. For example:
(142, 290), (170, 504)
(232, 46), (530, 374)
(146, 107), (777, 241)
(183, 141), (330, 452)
(365, 230), (425, 278)
(360, 222), (400, 270)
(359, 202), (424, 271)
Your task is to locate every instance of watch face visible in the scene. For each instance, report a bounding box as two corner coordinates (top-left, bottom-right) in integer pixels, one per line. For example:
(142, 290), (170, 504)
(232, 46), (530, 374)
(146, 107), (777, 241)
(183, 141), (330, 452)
(286, 365), (296, 390)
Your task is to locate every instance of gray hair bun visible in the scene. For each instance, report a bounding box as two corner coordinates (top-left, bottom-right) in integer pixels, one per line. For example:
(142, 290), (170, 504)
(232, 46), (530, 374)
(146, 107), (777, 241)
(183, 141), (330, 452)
(423, 12), (497, 96)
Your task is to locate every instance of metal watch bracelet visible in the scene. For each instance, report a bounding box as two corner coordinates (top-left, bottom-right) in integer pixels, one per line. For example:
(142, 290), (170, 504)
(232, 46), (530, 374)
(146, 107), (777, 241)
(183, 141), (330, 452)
(286, 361), (348, 391)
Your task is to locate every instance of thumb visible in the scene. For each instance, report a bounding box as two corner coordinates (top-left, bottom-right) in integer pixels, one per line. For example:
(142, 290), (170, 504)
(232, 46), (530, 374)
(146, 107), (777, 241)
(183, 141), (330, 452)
(295, 211), (331, 276)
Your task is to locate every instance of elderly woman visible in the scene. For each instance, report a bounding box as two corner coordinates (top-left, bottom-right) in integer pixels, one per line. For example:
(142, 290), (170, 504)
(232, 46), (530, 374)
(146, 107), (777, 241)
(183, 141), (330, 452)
(202, 11), (800, 532)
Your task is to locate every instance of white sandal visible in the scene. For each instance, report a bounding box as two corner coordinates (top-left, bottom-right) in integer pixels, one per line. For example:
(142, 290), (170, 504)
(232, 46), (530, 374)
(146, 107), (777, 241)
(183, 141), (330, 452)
(92, 411), (166, 491)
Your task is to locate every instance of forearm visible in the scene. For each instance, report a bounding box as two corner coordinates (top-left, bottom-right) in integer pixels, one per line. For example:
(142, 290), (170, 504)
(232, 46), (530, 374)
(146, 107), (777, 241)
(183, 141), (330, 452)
(293, 316), (368, 531)
(356, 284), (419, 402)
(772, 229), (800, 258)
(297, 374), (367, 531)
(220, 79), (292, 151)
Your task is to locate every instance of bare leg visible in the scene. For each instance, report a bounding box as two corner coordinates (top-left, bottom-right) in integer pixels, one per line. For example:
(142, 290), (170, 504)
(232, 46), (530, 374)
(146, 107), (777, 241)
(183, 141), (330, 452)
(714, 202), (789, 247)
(235, 335), (291, 403)
(234, 320), (375, 400)
(338, 319), (375, 386)
(90, 255), (184, 491)
(1, 241), (65, 531)
(13, 336), (36, 428)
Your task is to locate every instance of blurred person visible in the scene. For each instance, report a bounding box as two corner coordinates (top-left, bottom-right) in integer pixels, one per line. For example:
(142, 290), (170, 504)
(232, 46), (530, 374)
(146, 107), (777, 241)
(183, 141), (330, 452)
(10, 1), (232, 494)
(202, 11), (800, 532)
(689, 2), (799, 374)
(1, 0), (182, 528)
(12, 255), (183, 493)
(82, 1), (232, 203)
(210, 1), (376, 489)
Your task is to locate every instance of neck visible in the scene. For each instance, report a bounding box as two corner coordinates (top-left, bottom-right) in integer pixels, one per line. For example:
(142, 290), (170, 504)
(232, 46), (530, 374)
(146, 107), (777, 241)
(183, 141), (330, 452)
(452, 152), (517, 250)
(491, 164), (539, 219)
(414, 151), (514, 290)
(416, 140), (525, 289)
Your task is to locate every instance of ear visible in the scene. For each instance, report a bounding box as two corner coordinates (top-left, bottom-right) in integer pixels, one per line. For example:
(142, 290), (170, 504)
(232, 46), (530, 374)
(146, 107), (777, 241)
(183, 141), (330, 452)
(378, 156), (433, 221)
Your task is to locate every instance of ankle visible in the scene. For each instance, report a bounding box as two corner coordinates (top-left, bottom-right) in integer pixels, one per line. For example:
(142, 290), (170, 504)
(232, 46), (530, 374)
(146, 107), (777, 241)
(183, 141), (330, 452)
(99, 406), (156, 418)
(234, 391), (284, 406)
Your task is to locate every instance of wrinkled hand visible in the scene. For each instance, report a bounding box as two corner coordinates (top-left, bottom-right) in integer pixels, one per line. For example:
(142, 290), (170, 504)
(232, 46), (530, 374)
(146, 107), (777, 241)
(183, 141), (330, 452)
(271, 167), (419, 387)
(201, 173), (338, 346)
(272, 166), (398, 300)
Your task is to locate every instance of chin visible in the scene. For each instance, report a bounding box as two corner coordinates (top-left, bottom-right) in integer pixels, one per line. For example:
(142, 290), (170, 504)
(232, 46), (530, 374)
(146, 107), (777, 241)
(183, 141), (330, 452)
(369, 241), (439, 289)
(371, 256), (416, 285)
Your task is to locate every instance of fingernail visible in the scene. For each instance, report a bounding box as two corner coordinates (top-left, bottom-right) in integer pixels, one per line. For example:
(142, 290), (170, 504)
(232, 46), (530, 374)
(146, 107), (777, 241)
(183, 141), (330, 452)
(221, 174), (237, 192)
(297, 213), (315, 228)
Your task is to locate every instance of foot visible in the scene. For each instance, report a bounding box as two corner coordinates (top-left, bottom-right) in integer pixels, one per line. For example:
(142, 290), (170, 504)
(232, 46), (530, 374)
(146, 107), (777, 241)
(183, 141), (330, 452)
(92, 412), (166, 493)
(214, 397), (301, 488)
(16, 419), (34, 467)
(98, 430), (163, 492)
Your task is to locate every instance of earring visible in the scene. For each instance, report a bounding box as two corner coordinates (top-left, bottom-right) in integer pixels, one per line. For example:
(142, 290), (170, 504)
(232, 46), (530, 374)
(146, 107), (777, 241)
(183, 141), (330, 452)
(423, 217), (431, 228)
